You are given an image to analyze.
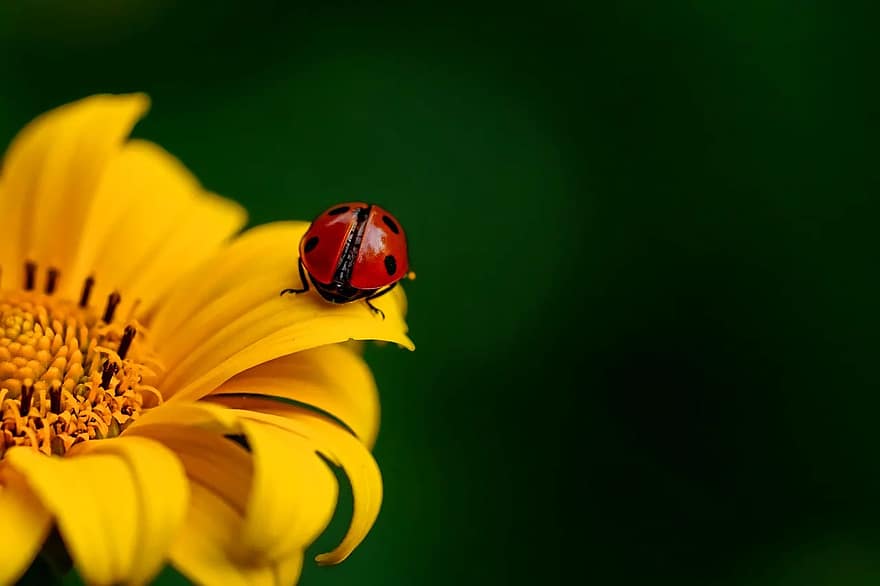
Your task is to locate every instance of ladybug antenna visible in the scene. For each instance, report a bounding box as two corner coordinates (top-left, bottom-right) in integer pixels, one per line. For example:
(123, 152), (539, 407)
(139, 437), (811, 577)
(407, 271), (417, 281)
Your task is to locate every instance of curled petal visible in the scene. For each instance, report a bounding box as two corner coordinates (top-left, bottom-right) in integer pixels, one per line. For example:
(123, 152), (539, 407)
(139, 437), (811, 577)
(170, 483), (305, 586)
(131, 401), (370, 564)
(238, 419), (338, 561)
(124, 420), (252, 516)
(220, 407), (384, 565)
(129, 403), (330, 582)
(212, 343), (381, 447)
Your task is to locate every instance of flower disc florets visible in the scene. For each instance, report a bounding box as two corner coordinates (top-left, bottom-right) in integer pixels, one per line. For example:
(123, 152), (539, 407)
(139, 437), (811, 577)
(0, 266), (159, 457)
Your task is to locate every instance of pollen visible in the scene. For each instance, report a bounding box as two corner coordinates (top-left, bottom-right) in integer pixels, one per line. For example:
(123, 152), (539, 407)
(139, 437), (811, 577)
(0, 267), (162, 457)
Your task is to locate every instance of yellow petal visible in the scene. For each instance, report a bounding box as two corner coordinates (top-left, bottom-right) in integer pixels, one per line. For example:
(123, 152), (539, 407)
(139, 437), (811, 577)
(69, 139), (246, 317)
(124, 421), (252, 517)
(3, 437), (187, 585)
(170, 483), (305, 586)
(226, 408), (383, 565)
(0, 94), (148, 283)
(212, 344), (381, 447)
(127, 404), (310, 583)
(0, 93), (245, 313)
(4, 448), (136, 583)
(127, 399), (242, 434)
(151, 221), (410, 355)
(150, 222), (412, 402)
(149, 221), (309, 341)
(71, 436), (190, 585)
(130, 402), (347, 564)
(238, 419), (338, 561)
(0, 467), (52, 584)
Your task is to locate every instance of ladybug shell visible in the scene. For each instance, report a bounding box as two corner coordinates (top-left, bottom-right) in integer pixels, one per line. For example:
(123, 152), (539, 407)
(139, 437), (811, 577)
(299, 203), (361, 285)
(299, 202), (409, 290)
(350, 204), (409, 290)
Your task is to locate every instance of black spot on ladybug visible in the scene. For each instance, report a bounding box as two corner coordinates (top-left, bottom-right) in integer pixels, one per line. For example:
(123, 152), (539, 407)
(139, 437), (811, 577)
(304, 236), (320, 253)
(384, 255), (397, 276)
(328, 206), (350, 216)
(382, 215), (400, 234)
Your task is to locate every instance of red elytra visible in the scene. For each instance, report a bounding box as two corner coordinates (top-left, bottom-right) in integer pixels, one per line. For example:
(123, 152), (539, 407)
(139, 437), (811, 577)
(281, 202), (411, 317)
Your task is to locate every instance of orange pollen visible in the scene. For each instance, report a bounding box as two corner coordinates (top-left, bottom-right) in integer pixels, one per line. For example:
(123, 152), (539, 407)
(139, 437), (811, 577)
(0, 265), (162, 457)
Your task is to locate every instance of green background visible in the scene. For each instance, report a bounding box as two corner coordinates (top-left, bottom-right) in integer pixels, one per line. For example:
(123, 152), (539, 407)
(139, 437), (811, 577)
(1, 1), (878, 585)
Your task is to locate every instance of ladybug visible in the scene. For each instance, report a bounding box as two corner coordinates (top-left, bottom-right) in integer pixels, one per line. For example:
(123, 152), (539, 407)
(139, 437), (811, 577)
(281, 202), (411, 318)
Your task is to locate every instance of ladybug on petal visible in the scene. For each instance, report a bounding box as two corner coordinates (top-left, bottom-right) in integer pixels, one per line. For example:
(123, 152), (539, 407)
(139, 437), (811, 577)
(281, 202), (411, 318)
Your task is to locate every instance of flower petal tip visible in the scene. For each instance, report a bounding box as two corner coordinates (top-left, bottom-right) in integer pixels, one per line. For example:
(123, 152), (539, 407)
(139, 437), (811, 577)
(314, 551), (347, 566)
(80, 92), (151, 122)
(120, 91), (151, 111)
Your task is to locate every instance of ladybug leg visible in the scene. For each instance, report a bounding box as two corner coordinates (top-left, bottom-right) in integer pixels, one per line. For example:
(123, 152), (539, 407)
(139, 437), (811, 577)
(364, 282), (398, 319)
(280, 258), (310, 296)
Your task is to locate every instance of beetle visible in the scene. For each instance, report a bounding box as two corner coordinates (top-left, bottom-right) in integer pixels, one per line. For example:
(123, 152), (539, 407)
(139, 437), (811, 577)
(280, 202), (410, 318)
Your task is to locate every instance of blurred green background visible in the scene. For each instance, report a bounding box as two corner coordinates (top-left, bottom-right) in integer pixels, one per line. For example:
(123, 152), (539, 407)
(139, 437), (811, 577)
(1, 1), (878, 585)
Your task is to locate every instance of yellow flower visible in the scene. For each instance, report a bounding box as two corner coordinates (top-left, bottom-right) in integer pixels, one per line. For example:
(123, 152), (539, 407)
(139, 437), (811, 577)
(0, 94), (413, 585)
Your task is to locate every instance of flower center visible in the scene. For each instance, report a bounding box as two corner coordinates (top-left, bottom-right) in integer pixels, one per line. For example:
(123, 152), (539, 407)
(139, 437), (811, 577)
(0, 265), (161, 457)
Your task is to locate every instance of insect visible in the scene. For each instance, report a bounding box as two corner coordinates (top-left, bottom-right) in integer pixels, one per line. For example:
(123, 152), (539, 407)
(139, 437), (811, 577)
(281, 202), (411, 318)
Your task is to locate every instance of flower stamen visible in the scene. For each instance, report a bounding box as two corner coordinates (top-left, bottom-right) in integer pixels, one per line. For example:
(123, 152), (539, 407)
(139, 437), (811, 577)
(79, 275), (95, 308)
(102, 291), (121, 323)
(0, 266), (163, 457)
(118, 325), (137, 360)
(19, 384), (33, 416)
(45, 267), (59, 295)
(24, 261), (36, 291)
(101, 361), (119, 389)
(49, 382), (61, 414)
